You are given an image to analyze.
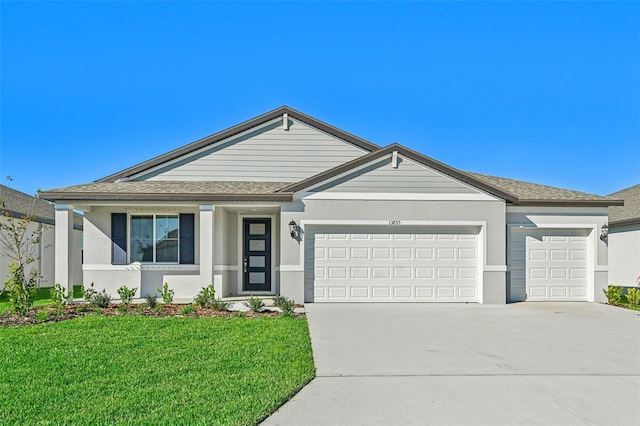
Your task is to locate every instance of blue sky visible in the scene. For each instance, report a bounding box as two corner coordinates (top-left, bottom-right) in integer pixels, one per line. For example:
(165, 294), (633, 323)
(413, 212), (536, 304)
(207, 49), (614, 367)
(2, 1), (638, 197)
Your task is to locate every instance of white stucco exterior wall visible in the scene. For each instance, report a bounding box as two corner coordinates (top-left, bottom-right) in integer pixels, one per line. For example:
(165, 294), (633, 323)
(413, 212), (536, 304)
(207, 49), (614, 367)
(608, 224), (640, 287)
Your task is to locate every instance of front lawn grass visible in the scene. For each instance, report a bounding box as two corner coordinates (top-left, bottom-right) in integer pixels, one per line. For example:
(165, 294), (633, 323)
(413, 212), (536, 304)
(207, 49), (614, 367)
(0, 315), (315, 425)
(0, 285), (83, 314)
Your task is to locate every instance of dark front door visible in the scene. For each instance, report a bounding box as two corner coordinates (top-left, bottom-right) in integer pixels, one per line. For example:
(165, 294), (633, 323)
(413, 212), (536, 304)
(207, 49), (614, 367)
(243, 218), (271, 292)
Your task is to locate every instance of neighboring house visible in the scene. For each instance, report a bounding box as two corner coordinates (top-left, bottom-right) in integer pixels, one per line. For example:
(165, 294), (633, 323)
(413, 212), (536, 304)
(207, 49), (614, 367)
(40, 107), (623, 303)
(0, 185), (83, 290)
(607, 184), (640, 288)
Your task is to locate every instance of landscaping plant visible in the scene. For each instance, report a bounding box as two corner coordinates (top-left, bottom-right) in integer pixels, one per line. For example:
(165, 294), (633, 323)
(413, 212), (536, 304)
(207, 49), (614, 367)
(246, 296), (265, 312)
(117, 286), (137, 304)
(50, 283), (71, 316)
(144, 293), (158, 309)
(92, 290), (112, 309)
(279, 297), (295, 317)
(4, 261), (38, 315)
(272, 295), (287, 307)
(626, 287), (640, 307)
(210, 298), (229, 311)
(181, 304), (194, 315)
(158, 282), (174, 303)
(0, 203), (45, 315)
(603, 285), (623, 305)
(82, 283), (97, 301)
(194, 285), (216, 308)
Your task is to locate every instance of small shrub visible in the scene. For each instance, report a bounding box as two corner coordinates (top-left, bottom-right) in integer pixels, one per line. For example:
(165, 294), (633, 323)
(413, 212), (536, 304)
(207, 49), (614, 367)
(50, 283), (70, 316)
(603, 285), (623, 305)
(279, 297), (294, 317)
(158, 283), (174, 304)
(117, 286), (137, 304)
(135, 304), (146, 313)
(272, 295), (287, 307)
(93, 308), (103, 316)
(144, 294), (158, 309)
(246, 296), (264, 312)
(194, 285), (215, 308)
(92, 290), (112, 308)
(181, 304), (194, 315)
(36, 310), (49, 322)
(82, 283), (97, 301)
(232, 311), (246, 318)
(4, 261), (39, 315)
(117, 304), (128, 313)
(626, 288), (640, 306)
(210, 298), (228, 312)
(78, 304), (89, 313)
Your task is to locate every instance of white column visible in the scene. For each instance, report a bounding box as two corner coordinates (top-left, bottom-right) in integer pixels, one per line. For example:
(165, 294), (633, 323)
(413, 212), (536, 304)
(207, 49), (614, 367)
(199, 205), (215, 290)
(54, 204), (74, 297)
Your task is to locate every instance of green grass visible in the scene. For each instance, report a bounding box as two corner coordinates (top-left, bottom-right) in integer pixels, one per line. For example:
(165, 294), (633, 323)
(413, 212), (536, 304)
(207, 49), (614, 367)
(0, 285), (83, 314)
(0, 315), (315, 425)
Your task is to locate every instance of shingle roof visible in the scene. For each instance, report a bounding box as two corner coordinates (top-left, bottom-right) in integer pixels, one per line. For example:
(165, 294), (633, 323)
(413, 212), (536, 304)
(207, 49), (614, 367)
(608, 184), (640, 227)
(464, 172), (623, 206)
(39, 181), (293, 202)
(0, 185), (83, 229)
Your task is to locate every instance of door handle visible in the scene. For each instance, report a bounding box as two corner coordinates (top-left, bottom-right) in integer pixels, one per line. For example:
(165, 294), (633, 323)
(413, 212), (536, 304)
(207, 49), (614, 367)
(244, 257), (248, 273)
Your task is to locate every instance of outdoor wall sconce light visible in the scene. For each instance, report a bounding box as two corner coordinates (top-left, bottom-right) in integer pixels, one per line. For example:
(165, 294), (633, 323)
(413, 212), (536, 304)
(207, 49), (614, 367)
(600, 223), (609, 242)
(288, 220), (298, 239)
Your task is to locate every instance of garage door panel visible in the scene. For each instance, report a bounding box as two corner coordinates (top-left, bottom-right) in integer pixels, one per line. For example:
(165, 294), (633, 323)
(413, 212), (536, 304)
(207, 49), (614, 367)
(307, 226), (479, 302)
(509, 228), (590, 302)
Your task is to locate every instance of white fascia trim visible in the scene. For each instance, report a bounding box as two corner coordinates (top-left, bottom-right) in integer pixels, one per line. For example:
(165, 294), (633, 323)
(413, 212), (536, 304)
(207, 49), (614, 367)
(484, 265), (508, 272)
(298, 192), (499, 201)
(215, 264), (238, 271)
(301, 219), (487, 227)
(507, 206), (609, 214)
(279, 265), (305, 272)
(83, 264), (200, 272)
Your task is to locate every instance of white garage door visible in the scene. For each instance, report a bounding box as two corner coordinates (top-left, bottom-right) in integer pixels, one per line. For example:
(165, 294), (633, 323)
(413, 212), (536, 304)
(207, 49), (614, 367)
(305, 226), (480, 302)
(509, 229), (589, 302)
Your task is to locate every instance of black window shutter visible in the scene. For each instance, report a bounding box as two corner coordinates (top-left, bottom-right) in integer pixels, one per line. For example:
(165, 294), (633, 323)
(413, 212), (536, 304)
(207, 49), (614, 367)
(111, 213), (127, 265)
(179, 214), (195, 264)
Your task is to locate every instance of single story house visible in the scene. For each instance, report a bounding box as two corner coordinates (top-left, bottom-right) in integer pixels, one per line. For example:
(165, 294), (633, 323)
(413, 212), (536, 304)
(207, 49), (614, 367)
(607, 184), (640, 287)
(1, 185), (83, 290)
(40, 107), (623, 304)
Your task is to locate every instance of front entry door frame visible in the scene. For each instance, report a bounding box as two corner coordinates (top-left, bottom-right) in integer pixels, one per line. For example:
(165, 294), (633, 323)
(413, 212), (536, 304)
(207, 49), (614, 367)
(238, 214), (276, 295)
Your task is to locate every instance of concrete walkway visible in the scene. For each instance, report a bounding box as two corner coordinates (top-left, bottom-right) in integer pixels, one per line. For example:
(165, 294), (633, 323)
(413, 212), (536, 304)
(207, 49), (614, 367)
(263, 303), (640, 426)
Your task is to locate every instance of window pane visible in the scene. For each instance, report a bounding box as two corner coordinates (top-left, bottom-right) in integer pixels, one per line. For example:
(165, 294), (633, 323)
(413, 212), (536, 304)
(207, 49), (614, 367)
(156, 242), (178, 263)
(130, 216), (153, 262)
(249, 272), (265, 284)
(156, 215), (179, 263)
(249, 223), (266, 235)
(249, 240), (266, 251)
(249, 256), (265, 267)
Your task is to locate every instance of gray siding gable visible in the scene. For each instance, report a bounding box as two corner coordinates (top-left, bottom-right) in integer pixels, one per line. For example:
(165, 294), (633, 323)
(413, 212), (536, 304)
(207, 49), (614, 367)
(307, 154), (482, 194)
(132, 118), (368, 183)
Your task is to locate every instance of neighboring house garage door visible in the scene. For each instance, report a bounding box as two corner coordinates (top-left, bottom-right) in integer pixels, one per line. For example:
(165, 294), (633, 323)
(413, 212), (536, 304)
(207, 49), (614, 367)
(509, 229), (589, 302)
(305, 226), (480, 302)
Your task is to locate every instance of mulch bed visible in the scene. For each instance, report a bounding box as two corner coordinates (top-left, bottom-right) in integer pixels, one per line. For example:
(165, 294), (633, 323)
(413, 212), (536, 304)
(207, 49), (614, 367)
(1, 303), (303, 328)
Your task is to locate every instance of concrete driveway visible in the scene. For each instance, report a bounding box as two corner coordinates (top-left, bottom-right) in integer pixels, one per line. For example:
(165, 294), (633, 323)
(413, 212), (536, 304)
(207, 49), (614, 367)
(263, 303), (640, 426)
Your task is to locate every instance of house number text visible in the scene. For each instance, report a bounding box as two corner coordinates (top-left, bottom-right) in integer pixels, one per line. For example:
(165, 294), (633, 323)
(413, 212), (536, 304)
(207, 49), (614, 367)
(389, 220), (402, 225)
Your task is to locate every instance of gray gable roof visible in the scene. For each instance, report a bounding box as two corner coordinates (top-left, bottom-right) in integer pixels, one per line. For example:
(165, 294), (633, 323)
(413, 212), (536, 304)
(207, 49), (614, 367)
(0, 185), (83, 229)
(608, 184), (640, 227)
(39, 108), (624, 208)
(465, 172), (623, 207)
(40, 181), (293, 202)
(98, 106), (381, 183)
